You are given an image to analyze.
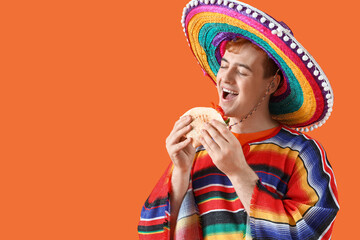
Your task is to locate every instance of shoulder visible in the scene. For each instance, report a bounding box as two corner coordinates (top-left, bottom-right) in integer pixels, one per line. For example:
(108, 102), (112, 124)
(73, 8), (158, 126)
(268, 125), (326, 154)
(257, 126), (329, 168)
(268, 126), (333, 176)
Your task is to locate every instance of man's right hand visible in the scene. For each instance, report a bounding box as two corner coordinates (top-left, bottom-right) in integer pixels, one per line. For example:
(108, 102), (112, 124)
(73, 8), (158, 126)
(166, 115), (195, 173)
(166, 115), (196, 240)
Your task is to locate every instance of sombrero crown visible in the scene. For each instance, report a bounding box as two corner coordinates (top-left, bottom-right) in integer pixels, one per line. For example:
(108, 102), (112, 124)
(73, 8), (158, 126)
(181, 0), (334, 132)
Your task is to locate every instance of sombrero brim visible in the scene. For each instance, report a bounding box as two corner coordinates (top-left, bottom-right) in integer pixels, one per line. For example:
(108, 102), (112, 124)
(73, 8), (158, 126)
(181, 0), (334, 132)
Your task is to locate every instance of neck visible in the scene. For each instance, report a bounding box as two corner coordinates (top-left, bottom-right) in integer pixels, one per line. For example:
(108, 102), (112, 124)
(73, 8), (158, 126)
(229, 104), (279, 134)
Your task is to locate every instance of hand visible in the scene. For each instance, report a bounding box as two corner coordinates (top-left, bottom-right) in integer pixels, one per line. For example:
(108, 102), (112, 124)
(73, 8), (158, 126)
(200, 120), (259, 212)
(199, 119), (247, 177)
(166, 115), (196, 173)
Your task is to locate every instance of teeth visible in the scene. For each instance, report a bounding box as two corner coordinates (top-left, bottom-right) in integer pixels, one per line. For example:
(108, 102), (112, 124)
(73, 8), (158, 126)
(223, 88), (238, 94)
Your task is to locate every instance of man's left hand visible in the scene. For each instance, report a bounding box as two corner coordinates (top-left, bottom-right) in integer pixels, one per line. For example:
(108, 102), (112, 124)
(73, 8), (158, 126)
(199, 119), (246, 177)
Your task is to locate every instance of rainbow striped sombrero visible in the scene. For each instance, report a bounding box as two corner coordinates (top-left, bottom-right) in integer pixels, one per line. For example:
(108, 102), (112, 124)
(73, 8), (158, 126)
(181, 0), (334, 132)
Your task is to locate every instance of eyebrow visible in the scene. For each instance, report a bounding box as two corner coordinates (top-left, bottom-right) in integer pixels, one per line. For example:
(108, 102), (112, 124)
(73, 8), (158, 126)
(221, 58), (253, 72)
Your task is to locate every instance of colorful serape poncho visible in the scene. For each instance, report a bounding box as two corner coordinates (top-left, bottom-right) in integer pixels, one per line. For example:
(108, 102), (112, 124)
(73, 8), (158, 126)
(138, 125), (339, 239)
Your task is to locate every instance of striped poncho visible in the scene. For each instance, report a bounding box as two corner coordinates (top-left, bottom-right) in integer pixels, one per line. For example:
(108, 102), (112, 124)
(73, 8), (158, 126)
(138, 125), (339, 239)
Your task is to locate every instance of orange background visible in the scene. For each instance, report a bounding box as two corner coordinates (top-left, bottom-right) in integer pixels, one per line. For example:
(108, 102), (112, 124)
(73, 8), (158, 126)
(1, 0), (357, 239)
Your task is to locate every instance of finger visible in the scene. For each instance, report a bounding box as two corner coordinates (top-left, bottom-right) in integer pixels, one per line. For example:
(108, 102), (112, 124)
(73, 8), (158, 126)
(167, 116), (192, 144)
(199, 135), (212, 155)
(204, 122), (228, 148)
(210, 119), (236, 142)
(199, 134), (217, 160)
(169, 137), (193, 153)
(200, 128), (220, 153)
(173, 115), (193, 132)
(167, 124), (193, 146)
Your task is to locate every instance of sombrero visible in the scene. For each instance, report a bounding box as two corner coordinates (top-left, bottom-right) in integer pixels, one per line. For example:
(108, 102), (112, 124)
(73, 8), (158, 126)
(181, 0), (334, 132)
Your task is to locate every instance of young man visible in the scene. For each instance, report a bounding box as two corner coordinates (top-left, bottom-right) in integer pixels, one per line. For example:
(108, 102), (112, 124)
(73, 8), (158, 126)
(138, 1), (339, 239)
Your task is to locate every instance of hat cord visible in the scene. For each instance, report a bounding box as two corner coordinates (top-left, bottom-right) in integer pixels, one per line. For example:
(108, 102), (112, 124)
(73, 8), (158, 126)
(228, 69), (280, 131)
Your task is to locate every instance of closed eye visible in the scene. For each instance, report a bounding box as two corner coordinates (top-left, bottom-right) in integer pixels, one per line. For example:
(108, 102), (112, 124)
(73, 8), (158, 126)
(220, 64), (228, 69)
(237, 70), (247, 76)
(220, 58), (228, 69)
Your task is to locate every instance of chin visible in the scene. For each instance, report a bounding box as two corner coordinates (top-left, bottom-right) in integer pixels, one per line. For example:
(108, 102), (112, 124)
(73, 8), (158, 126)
(221, 105), (236, 117)
(223, 106), (247, 119)
(219, 102), (237, 116)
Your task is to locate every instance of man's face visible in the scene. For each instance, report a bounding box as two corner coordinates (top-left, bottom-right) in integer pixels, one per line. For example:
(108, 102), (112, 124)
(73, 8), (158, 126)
(216, 44), (271, 119)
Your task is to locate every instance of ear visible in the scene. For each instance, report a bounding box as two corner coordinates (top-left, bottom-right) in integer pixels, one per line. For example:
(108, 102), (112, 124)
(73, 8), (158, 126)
(270, 74), (281, 95)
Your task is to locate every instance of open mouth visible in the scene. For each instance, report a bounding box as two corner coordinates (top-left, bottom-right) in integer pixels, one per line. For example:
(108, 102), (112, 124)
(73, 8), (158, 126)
(222, 88), (239, 100)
